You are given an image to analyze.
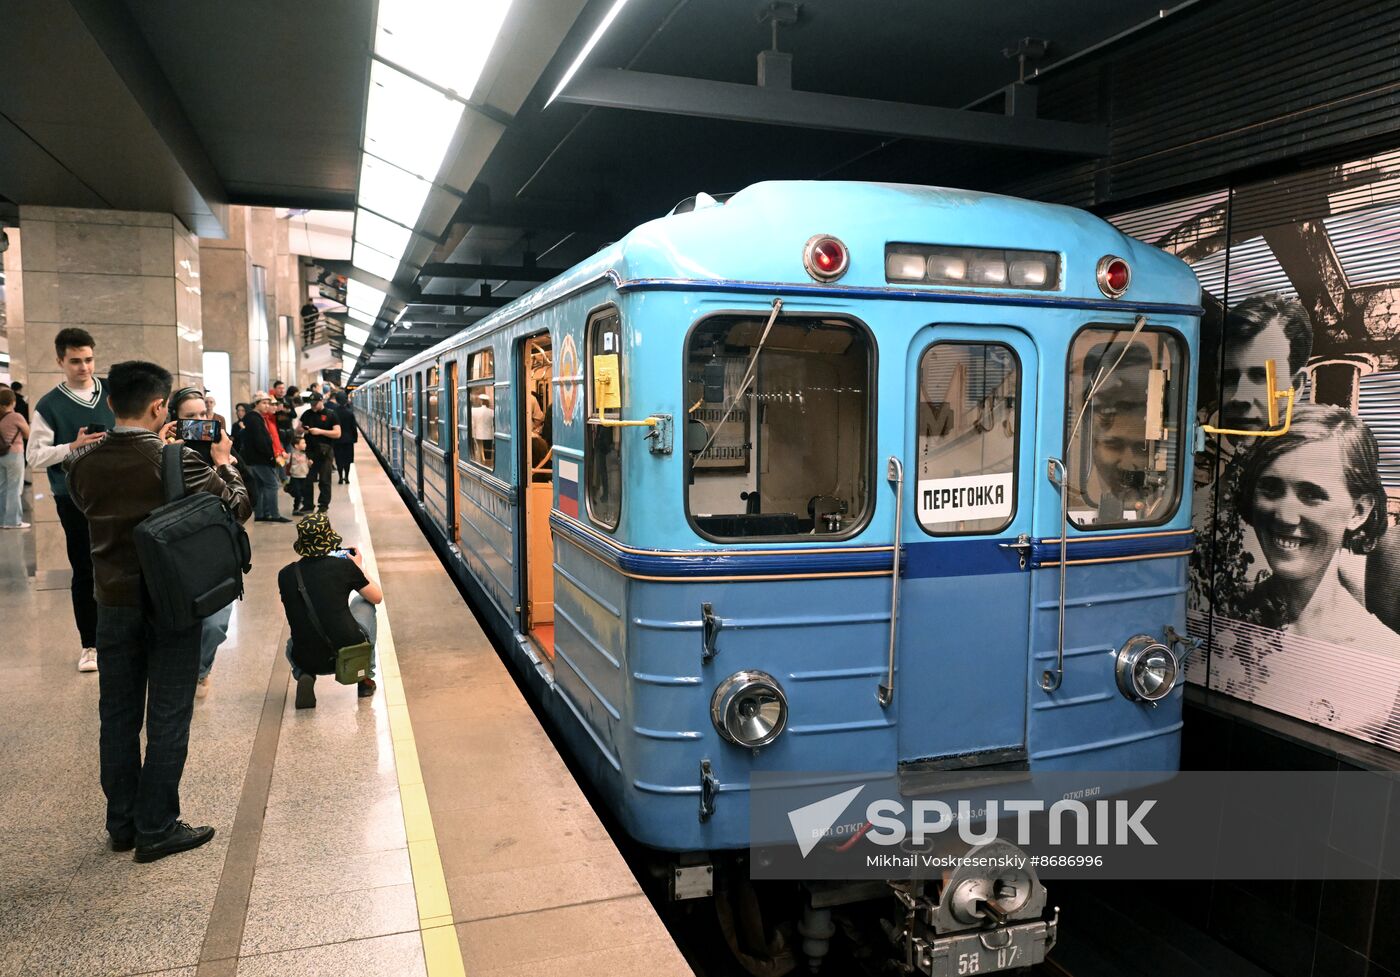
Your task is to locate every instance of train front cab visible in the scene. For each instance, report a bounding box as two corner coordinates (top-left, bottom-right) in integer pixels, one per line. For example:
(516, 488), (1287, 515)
(532, 279), (1199, 856)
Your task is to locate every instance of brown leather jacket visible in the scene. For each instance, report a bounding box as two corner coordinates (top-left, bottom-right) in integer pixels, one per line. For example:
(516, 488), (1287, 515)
(65, 428), (253, 608)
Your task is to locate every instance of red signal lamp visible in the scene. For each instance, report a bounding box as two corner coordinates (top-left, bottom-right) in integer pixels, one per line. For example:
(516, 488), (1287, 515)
(1097, 255), (1131, 298)
(804, 235), (850, 282)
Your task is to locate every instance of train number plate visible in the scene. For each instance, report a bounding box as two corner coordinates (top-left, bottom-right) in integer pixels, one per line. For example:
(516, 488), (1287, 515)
(918, 921), (1048, 976)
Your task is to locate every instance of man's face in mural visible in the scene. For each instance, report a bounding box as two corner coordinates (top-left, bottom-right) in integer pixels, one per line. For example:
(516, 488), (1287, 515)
(1222, 319), (1295, 431)
(1252, 439), (1371, 584)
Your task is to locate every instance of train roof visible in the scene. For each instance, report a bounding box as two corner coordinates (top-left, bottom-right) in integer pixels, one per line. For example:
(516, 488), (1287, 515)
(380, 180), (1200, 377)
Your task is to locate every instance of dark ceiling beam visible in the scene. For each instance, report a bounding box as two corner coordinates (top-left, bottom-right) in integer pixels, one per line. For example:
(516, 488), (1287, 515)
(418, 262), (563, 283)
(226, 188), (357, 211)
(452, 207), (629, 239)
(399, 313), (488, 328)
(382, 326), (462, 342)
(65, 0), (230, 236)
(407, 294), (513, 310)
(555, 68), (1111, 157)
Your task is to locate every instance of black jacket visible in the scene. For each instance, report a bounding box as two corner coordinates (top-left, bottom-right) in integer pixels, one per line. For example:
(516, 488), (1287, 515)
(65, 430), (251, 607)
(335, 405), (359, 445)
(240, 413), (279, 465)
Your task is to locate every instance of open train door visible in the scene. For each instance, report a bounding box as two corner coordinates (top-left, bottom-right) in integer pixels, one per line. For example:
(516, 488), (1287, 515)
(518, 331), (556, 660)
(893, 325), (1037, 784)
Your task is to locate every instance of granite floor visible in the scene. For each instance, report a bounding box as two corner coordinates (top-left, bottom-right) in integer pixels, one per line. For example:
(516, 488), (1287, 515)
(0, 459), (690, 977)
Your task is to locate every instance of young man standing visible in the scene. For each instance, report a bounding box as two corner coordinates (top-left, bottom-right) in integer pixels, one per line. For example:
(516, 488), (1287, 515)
(66, 360), (251, 861)
(27, 328), (116, 671)
(299, 393), (341, 513)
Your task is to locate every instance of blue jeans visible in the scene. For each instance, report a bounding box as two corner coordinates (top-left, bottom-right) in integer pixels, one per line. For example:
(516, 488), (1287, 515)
(95, 603), (202, 841)
(199, 604), (232, 680)
(0, 451), (23, 525)
(285, 595), (378, 680)
(249, 464), (281, 519)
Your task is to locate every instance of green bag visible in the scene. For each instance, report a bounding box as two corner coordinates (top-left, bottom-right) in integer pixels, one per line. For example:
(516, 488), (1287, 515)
(294, 563), (374, 686)
(334, 640), (374, 685)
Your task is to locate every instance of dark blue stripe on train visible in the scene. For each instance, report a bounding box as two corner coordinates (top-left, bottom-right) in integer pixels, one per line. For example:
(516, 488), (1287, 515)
(549, 515), (899, 577)
(550, 515), (1194, 580)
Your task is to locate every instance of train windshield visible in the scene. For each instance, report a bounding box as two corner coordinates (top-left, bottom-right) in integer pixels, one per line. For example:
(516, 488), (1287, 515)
(685, 313), (872, 540)
(1064, 326), (1186, 528)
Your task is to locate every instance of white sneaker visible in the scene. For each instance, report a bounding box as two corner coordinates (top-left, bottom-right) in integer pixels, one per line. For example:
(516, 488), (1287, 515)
(78, 648), (98, 672)
(1, 522), (28, 529)
(195, 676), (211, 699)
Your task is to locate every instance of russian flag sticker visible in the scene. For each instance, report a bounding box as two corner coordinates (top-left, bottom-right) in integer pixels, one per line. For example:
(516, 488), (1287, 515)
(558, 459), (580, 518)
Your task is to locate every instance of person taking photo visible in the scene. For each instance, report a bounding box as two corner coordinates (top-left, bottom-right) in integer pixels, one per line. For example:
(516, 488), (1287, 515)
(65, 360), (251, 861)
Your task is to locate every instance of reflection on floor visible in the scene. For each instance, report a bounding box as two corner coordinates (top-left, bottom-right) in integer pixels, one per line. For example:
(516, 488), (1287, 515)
(0, 459), (688, 977)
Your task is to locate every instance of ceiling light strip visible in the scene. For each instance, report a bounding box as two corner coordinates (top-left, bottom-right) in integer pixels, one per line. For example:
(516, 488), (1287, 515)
(547, 0), (633, 106)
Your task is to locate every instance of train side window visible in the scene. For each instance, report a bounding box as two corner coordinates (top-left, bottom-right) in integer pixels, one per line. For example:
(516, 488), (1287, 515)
(1065, 326), (1185, 528)
(586, 310), (623, 529)
(916, 342), (1019, 535)
(464, 349), (495, 469)
(424, 366), (440, 445)
(404, 374), (417, 434)
(684, 313), (873, 540)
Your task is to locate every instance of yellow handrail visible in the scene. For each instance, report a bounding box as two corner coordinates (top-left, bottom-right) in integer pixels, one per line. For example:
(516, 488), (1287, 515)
(1200, 358), (1297, 438)
(588, 414), (658, 428)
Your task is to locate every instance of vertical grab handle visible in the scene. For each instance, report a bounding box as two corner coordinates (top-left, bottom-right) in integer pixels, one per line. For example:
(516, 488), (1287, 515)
(878, 456), (905, 707)
(1043, 458), (1069, 692)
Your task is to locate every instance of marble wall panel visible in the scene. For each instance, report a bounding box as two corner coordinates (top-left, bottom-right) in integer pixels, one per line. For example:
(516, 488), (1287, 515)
(14, 217), (55, 274)
(139, 274), (178, 325)
(200, 206), (249, 252)
(3, 229), (28, 380)
(21, 206), (172, 229)
(22, 271), (177, 328)
(54, 221), (145, 276)
(174, 230), (199, 289)
(138, 225), (176, 279)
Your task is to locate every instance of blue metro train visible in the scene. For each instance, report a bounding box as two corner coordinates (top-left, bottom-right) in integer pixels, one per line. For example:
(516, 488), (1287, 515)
(353, 181), (1203, 974)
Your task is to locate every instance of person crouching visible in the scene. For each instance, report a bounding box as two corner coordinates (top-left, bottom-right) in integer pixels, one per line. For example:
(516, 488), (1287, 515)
(278, 512), (381, 708)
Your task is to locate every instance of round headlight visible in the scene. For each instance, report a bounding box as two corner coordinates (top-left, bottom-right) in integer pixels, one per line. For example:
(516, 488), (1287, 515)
(1115, 635), (1178, 702)
(711, 670), (788, 748)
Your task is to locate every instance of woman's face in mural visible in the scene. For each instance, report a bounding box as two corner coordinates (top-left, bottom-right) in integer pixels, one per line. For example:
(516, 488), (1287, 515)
(1252, 439), (1372, 583)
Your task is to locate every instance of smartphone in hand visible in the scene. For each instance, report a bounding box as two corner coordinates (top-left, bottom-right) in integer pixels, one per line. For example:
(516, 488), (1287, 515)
(176, 418), (223, 442)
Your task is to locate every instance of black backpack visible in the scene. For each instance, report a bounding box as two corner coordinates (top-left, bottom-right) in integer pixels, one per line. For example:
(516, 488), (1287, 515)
(133, 444), (253, 630)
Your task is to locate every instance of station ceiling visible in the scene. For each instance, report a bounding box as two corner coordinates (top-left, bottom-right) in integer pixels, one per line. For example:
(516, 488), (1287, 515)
(9, 0), (1381, 382)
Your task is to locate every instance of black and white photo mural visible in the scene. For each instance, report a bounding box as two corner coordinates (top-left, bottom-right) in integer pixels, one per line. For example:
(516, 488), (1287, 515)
(1111, 149), (1400, 750)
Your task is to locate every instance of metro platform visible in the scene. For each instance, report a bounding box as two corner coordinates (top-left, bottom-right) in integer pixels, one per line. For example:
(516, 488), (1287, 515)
(0, 459), (691, 977)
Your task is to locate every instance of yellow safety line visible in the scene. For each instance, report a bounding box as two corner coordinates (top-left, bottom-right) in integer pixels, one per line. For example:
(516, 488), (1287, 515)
(347, 472), (466, 977)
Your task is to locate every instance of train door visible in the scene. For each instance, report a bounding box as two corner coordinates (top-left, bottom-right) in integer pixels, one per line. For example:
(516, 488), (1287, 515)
(413, 370), (424, 500)
(446, 358), (460, 542)
(895, 326), (1038, 774)
(519, 331), (556, 658)
(390, 376), (404, 473)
